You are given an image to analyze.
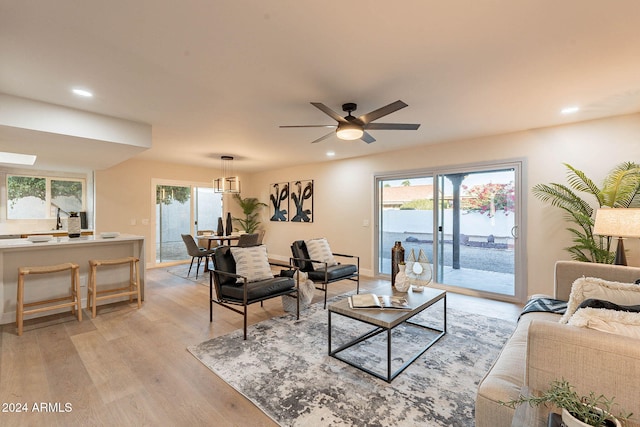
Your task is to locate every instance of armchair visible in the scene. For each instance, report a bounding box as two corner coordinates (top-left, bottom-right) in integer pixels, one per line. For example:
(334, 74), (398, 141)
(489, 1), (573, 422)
(210, 245), (299, 339)
(288, 239), (359, 309)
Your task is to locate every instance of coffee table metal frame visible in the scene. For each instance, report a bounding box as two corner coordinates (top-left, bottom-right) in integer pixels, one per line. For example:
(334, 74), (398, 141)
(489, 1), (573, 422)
(328, 288), (446, 383)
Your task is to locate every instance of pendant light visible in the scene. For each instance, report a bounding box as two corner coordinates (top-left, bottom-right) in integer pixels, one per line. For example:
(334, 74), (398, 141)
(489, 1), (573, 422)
(213, 155), (240, 193)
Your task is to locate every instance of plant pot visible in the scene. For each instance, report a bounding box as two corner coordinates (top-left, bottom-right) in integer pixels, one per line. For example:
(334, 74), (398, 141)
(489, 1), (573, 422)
(561, 408), (621, 427)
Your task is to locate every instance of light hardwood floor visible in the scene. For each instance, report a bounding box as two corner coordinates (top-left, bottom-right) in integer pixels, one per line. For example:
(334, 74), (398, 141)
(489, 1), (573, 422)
(0, 266), (521, 426)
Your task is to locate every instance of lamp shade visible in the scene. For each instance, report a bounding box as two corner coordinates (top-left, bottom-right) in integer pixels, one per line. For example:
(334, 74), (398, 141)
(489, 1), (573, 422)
(593, 208), (640, 238)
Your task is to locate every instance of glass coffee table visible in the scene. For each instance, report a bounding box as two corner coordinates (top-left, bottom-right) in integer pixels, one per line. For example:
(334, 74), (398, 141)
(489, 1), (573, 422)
(328, 287), (446, 382)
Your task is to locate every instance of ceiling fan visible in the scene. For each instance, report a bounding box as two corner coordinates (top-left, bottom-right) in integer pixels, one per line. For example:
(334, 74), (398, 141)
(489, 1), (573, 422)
(280, 100), (420, 144)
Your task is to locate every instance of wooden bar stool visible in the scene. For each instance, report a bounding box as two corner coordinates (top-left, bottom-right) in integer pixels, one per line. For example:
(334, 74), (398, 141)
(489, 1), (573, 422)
(87, 257), (141, 318)
(16, 262), (81, 336)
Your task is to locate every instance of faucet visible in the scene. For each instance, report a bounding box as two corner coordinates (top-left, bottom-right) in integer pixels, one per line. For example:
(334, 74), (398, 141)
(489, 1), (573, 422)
(56, 207), (62, 230)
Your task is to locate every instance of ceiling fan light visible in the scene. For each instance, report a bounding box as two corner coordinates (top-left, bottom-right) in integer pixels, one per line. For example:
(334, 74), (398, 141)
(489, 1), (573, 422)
(336, 124), (363, 140)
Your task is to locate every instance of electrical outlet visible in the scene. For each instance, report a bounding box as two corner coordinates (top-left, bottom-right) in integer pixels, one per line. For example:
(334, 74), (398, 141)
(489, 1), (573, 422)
(141, 218), (149, 226)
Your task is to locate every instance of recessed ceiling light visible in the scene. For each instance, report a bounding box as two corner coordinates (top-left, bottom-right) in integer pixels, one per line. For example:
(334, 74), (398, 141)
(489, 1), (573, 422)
(72, 88), (93, 97)
(561, 106), (579, 114)
(326, 151), (335, 157)
(0, 151), (37, 165)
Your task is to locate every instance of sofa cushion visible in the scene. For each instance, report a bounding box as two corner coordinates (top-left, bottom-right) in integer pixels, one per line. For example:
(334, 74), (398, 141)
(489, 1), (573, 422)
(304, 238), (338, 270)
(230, 245), (274, 283)
(568, 307), (640, 339)
(560, 276), (640, 324)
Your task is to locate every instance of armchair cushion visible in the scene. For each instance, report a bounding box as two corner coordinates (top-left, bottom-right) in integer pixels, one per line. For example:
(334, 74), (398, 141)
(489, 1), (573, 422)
(304, 238), (337, 270)
(219, 276), (295, 302)
(230, 245), (274, 283)
(308, 264), (357, 281)
(291, 240), (314, 272)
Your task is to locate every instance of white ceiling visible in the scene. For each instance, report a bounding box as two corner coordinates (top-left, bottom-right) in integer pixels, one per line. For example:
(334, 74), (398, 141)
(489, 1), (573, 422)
(2, 1), (640, 173)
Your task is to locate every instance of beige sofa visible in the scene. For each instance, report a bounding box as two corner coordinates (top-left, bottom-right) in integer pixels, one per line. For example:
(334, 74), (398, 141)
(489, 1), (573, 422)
(475, 260), (640, 427)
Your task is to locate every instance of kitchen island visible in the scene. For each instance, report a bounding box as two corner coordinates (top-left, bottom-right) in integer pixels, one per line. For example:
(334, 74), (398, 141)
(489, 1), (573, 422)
(0, 234), (144, 325)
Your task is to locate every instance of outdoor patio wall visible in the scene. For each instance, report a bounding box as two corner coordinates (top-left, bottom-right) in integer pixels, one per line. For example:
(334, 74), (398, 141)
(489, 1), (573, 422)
(244, 112), (640, 299)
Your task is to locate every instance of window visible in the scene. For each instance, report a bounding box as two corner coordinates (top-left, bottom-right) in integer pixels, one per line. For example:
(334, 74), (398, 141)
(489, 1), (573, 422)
(7, 174), (85, 220)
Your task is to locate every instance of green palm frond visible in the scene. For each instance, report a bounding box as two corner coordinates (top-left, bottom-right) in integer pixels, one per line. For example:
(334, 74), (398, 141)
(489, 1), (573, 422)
(533, 162), (640, 264)
(564, 163), (604, 206)
(601, 162), (640, 207)
(532, 183), (592, 216)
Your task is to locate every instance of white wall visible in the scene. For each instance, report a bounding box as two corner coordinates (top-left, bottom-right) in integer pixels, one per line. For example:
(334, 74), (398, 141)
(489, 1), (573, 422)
(245, 113), (640, 297)
(94, 113), (640, 298)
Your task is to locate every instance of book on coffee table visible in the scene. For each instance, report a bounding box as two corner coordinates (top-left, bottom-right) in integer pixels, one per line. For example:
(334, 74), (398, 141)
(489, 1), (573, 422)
(348, 293), (411, 310)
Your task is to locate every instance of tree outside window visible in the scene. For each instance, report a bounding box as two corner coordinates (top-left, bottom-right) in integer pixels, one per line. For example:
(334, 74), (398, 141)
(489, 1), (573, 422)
(7, 175), (85, 219)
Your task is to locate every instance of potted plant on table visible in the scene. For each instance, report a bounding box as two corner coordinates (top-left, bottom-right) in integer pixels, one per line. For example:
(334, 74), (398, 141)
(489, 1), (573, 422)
(502, 379), (632, 427)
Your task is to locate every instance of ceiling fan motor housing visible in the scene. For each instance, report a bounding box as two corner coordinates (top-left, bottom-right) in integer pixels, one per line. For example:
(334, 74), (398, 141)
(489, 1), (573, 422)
(342, 103), (357, 114)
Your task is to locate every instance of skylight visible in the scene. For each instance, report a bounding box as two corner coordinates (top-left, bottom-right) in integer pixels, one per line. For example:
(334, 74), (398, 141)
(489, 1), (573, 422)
(0, 151), (37, 165)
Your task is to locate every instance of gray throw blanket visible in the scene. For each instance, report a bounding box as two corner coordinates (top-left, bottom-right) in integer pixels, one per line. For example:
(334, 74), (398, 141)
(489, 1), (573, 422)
(519, 297), (567, 320)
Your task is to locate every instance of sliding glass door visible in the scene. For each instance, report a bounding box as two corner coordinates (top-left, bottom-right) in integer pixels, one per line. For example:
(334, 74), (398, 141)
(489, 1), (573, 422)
(376, 161), (523, 300)
(436, 168), (517, 297)
(154, 182), (222, 264)
(377, 175), (434, 276)
(156, 184), (191, 263)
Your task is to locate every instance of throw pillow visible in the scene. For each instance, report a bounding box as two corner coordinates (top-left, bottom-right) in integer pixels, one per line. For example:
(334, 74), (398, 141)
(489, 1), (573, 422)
(304, 238), (337, 270)
(578, 298), (640, 312)
(568, 307), (640, 339)
(230, 245), (274, 283)
(559, 276), (640, 324)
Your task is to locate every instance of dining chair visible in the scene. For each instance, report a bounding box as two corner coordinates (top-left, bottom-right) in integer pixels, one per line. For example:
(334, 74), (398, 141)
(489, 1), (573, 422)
(181, 234), (216, 279)
(237, 233), (260, 247)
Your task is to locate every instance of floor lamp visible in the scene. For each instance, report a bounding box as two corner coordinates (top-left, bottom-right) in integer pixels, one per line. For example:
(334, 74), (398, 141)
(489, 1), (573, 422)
(593, 208), (640, 266)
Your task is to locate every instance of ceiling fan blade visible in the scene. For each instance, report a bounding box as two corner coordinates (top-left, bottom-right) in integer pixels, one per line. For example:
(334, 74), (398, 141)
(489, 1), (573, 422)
(280, 125), (337, 128)
(311, 131), (335, 144)
(311, 102), (348, 123)
(365, 123), (421, 130)
(358, 100), (408, 124)
(361, 132), (376, 144)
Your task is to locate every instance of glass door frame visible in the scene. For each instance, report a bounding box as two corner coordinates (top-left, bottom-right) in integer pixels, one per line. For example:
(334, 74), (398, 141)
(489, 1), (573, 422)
(150, 178), (218, 268)
(374, 158), (527, 303)
(374, 170), (435, 279)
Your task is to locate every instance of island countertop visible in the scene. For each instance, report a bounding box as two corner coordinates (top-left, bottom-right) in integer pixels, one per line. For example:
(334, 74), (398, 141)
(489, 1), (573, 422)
(0, 233), (145, 326)
(0, 233), (142, 250)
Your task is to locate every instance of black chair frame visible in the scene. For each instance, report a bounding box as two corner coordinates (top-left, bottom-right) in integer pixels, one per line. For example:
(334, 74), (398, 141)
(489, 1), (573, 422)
(210, 247), (299, 339)
(290, 242), (359, 309)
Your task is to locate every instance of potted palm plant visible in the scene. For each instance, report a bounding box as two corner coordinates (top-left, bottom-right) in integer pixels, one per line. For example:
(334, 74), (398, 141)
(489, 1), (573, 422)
(532, 161), (640, 263)
(232, 194), (267, 233)
(502, 379), (631, 427)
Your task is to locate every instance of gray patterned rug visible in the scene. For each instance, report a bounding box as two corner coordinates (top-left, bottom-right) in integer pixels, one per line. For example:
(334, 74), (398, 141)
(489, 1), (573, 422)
(167, 263), (209, 285)
(188, 295), (515, 427)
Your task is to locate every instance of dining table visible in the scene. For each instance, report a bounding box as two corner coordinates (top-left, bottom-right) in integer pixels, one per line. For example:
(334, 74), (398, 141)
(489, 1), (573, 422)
(205, 234), (240, 250)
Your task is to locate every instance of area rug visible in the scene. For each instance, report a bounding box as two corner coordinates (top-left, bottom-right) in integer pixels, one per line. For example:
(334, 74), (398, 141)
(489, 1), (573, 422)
(188, 296), (515, 427)
(167, 263), (209, 286)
